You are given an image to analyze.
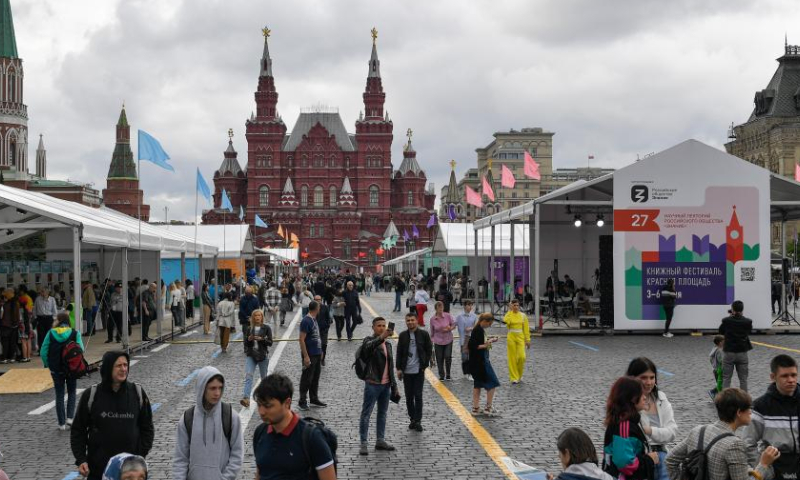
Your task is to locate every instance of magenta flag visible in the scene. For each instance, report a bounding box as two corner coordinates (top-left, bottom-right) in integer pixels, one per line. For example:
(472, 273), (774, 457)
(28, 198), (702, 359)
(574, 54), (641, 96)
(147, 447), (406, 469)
(795, 163), (800, 182)
(466, 185), (483, 208)
(501, 164), (516, 188)
(482, 176), (495, 201)
(524, 151), (541, 180)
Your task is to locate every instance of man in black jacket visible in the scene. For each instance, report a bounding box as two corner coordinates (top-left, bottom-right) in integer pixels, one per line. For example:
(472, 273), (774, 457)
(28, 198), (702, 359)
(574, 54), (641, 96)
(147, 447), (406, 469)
(719, 300), (753, 392)
(70, 350), (154, 480)
(343, 281), (361, 341)
(314, 295), (332, 365)
(395, 312), (433, 432)
(392, 275), (406, 312)
(358, 316), (397, 456)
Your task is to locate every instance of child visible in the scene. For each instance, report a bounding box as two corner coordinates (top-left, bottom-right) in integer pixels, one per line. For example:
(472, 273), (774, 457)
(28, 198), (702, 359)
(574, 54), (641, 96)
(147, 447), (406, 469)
(708, 334), (724, 400)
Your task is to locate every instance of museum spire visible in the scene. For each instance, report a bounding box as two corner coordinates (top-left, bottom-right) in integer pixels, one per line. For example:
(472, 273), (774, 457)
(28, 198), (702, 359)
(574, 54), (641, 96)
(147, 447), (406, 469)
(260, 26), (273, 77)
(0, 0), (18, 59)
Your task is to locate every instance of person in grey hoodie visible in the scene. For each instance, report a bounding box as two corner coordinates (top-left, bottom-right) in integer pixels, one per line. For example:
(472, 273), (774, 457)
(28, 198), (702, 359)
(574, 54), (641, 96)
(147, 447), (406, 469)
(173, 366), (243, 480)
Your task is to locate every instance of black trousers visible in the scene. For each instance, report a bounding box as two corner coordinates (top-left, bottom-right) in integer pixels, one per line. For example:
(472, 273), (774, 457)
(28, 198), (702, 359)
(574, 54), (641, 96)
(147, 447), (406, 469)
(142, 312), (155, 339)
(108, 311), (123, 341)
(0, 326), (18, 360)
(334, 315), (345, 339)
(434, 343), (453, 379)
(402, 372), (425, 423)
(344, 309), (358, 340)
(663, 306), (675, 333)
(299, 354), (322, 403)
(320, 329), (329, 362)
(36, 315), (53, 350)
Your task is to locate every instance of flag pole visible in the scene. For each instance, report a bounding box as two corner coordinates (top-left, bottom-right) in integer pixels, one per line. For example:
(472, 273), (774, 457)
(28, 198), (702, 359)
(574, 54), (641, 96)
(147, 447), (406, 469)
(194, 180), (199, 285)
(136, 155), (142, 351)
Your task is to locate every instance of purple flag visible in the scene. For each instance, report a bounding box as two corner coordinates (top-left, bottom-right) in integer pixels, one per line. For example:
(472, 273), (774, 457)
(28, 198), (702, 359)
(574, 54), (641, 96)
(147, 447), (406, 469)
(426, 214), (436, 228)
(448, 204), (457, 221)
(412, 225), (419, 238)
(403, 229), (410, 242)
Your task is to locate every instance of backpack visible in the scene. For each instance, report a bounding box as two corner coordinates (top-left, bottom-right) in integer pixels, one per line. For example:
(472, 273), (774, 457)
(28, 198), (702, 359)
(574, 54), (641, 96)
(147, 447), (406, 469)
(61, 331), (89, 379)
(302, 417), (338, 479)
(87, 382), (142, 413)
(352, 343), (370, 380)
(679, 426), (733, 480)
(184, 403), (233, 449)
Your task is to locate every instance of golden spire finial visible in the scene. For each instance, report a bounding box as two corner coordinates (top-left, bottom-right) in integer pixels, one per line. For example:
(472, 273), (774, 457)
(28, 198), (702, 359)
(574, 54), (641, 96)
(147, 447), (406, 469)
(487, 158), (493, 170)
(262, 26), (271, 38)
(450, 159), (456, 170)
(228, 128), (234, 140)
(371, 27), (378, 45)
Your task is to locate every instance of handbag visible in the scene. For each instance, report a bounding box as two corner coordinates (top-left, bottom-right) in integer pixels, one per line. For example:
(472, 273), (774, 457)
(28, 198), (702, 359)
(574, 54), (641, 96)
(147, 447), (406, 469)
(355, 313), (363, 325)
(213, 326), (220, 345)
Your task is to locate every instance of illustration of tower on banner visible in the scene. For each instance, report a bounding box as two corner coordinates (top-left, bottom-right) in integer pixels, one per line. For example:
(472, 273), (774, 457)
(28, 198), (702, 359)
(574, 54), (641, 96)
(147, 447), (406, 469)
(726, 206), (744, 264)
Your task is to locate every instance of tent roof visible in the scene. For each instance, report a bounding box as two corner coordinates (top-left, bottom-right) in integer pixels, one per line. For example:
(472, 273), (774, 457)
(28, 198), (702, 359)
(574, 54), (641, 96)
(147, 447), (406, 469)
(305, 256), (358, 268)
(0, 184), (217, 254)
(160, 225), (249, 258)
(476, 139), (800, 229)
(382, 247), (430, 266)
(436, 223), (530, 256)
(256, 247), (298, 262)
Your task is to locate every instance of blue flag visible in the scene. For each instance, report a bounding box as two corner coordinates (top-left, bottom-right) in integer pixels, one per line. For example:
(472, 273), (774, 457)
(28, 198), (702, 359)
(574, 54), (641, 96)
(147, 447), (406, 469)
(221, 189), (233, 212)
(138, 130), (174, 172)
(239, 205), (244, 221)
(255, 215), (268, 228)
(196, 168), (211, 202)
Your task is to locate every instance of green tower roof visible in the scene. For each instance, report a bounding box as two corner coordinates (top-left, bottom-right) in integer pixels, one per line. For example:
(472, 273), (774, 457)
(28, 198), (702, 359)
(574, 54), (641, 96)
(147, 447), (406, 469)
(117, 106), (128, 127)
(0, 0), (18, 59)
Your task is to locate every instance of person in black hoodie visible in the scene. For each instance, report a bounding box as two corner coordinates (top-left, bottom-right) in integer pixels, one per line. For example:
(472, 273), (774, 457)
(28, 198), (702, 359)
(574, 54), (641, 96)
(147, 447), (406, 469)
(719, 300), (753, 392)
(743, 354), (800, 480)
(314, 295), (332, 365)
(70, 350), (154, 480)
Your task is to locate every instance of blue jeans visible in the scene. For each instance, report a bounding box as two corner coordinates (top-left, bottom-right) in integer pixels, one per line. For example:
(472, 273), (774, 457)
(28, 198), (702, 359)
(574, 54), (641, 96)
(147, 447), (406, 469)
(394, 292), (401, 311)
(51, 371), (77, 426)
(243, 355), (269, 399)
(655, 451), (668, 480)
(366, 286), (370, 297)
(359, 382), (390, 443)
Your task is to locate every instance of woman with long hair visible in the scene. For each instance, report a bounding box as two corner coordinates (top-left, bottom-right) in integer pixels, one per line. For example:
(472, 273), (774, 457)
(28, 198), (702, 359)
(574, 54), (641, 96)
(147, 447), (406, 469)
(468, 312), (501, 416)
(240, 309), (272, 408)
(626, 357), (678, 480)
(603, 377), (657, 480)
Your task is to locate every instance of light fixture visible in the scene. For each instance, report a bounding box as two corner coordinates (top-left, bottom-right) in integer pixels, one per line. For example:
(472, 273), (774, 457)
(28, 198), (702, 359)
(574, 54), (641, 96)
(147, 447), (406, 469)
(573, 215), (582, 227)
(6, 229), (13, 235)
(15, 208), (27, 215)
(596, 214), (605, 227)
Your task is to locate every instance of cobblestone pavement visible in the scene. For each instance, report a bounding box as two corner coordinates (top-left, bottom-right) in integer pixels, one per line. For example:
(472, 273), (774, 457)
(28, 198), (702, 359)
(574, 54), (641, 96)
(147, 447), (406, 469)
(1, 291), (798, 479)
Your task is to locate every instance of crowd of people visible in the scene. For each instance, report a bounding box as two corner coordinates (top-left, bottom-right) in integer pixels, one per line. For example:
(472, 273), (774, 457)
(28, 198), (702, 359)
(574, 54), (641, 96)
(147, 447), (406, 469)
(7, 265), (800, 480)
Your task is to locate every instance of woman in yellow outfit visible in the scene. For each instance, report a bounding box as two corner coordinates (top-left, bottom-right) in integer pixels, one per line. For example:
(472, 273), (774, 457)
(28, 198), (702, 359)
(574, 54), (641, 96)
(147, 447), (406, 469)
(503, 298), (530, 384)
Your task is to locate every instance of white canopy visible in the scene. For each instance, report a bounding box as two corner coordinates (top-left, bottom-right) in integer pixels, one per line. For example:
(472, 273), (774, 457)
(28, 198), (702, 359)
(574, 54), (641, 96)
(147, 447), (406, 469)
(382, 247), (430, 266)
(435, 223), (531, 257)
(160, 224), (251, 259)
(257, 247), (299, 262)
(0, 184), (217, 254)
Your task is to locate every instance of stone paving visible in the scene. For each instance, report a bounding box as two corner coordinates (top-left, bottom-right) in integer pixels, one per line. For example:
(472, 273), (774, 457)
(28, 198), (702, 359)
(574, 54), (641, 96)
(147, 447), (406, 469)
(0, 290), (798, 479)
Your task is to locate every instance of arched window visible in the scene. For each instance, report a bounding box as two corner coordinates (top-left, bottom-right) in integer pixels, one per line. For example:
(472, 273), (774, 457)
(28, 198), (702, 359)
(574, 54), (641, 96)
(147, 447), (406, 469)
(319, 224), (324, 237)
(310, 224), (315, 238)
(300, 185), (308, 206)
(343, 238), (351, 257)
(369, 185), (379, 207)
(259, 185), (269, 206)
(314, 186), (324, 207)
(407, 190), (414, 206)
(329, 186), (337, 206)
(8, 69), (15, 103)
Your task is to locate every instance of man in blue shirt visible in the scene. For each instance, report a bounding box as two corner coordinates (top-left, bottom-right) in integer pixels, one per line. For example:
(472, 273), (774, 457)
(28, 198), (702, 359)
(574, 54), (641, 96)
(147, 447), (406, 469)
(298, 301), (326, 410)
(454, 300), (477, 380)
(253, 374), (336, 480)
(238, 286), (261, 332)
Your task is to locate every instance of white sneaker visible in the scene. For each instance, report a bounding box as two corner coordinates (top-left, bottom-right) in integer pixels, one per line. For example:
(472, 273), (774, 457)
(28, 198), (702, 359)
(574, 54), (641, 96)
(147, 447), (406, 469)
(66, 418), (73, 426)
(58, 424), (66, 431)
(663, 332), (674, 338)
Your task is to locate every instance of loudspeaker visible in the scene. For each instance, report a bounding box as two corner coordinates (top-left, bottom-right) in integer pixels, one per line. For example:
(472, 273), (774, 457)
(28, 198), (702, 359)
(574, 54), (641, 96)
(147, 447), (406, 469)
(462, 265), (470, 277)
(599, 235), (614, 328)
(783, 258), (791, 284)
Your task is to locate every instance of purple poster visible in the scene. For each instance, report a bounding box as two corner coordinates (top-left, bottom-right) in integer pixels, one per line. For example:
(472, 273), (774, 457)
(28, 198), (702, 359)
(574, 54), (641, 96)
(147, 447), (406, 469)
(641, 261), (726, 305)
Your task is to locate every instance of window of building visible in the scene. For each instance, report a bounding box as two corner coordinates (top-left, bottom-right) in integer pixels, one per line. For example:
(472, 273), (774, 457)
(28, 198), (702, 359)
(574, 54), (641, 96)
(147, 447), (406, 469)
(300, 185), (308, 206)
(330, 186), (337, 206)
(301, 155), (308, 167)
(330, 155), (336, 168)
(259, 185), (269, 206)
(314, 186), (324, 207)
(369, 185), (379, 206)
(407, 190), (414, 206)
(310, 224), (315, 238)
(266, 155), (272, 167)
(343, 238), (351, 257)
(287, 155), (293, 167)
(407, 240), (415, 251)
(319, 224), (324, 237)
(345, 157), (350, 169)
(370, 216), (377, 225)
(314, 155), (324, 167)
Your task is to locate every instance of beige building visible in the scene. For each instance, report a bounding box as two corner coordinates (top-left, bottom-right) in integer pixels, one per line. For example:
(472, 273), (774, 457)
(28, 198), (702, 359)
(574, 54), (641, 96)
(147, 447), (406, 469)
(441, 127), (612, 222)
(724, 42), (800, 245)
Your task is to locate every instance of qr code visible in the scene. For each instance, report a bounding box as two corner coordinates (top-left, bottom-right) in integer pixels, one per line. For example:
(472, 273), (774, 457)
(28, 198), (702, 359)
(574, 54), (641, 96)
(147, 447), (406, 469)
(741, 267), (755, 281)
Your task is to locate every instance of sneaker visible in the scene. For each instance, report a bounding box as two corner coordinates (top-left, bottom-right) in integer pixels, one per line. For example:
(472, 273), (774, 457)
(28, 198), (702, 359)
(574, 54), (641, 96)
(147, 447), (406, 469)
(66, 418), (73, 426)
(298, 403), (310, 411)
(445, 376), (452, 381)
(104, 339), (113, 344)
(708, 389), (718, 401)
(662, 332), (674, 338)
(511, 380), (519, 385)
(483, 406), (499, 417)
(439, 376), (445, 382)
(359, 443), (369, 455)
(408, 422), (416, 430)
(375, 439), (395, 451)
(58, 424), (66, 431)
(240, 398), (251, 408)
(413, 422), (424, 432)
(310, 400), (328, 408)
(0, 359), (7, 364)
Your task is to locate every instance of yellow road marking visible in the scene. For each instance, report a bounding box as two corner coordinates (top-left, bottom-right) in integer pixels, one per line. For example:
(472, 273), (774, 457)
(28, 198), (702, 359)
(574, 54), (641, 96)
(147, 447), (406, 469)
(752, 340), (800, 354)
(360, 298), (517, 480)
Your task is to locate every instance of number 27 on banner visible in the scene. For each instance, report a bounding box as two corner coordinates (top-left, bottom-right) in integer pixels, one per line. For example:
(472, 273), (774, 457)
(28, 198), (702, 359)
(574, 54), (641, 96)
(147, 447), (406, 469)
(613, 209), (660, 232)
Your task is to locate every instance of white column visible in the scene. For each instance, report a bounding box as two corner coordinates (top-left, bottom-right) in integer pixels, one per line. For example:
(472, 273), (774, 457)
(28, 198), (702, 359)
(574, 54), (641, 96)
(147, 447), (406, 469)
(156, 251), (163, 339)
(510, 223), (515, 303)
(534, 204), (541, 328)
(490, 225), (496, 308)
(72, 227), (82, 329)
(121, 247), (129, 350)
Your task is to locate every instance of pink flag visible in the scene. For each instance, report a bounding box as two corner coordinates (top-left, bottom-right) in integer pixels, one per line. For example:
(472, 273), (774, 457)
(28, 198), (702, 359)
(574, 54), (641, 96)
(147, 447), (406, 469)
(501, 164), (516, 188)
(465, 185), (483, 208)
(524, 151), (541, 180)
(482, 176), (495, 201)
(796, 163), (800, 182)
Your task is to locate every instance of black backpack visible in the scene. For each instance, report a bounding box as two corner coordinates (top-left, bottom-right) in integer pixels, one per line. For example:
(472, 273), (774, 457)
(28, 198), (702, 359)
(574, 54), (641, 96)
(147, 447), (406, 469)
(679, 426), (733, 480)
(184, 403), (233, 449)
(352, 343), (369, 380)
(302, 417), (338, 479)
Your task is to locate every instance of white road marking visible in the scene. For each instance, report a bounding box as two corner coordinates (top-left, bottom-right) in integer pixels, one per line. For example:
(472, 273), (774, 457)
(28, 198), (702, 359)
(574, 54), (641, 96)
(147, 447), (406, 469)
(133, 355), (149, 359)
(130, 360), (139, 366)
(28, 388), (86, 415)
(238, 310), (302, 431)
(151, 343), (170, 353)
(179, 331), (197, 338)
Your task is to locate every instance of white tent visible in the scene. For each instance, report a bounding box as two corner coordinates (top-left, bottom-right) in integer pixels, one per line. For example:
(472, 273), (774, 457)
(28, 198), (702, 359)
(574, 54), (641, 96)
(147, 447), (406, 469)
(435, 223), (531, 257)
(160, 225), (252, 259)
(258, 248), (299, 262)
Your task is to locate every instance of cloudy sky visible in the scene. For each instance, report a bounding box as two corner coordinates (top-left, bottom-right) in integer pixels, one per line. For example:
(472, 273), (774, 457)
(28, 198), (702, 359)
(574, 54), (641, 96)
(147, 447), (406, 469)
(12, 0), (800, 221)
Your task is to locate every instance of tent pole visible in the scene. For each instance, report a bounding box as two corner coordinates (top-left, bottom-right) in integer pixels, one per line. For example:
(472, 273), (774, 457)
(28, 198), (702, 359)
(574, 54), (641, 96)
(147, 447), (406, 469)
(534, 204), (541, 330)
(122, 247), (129, 352)
(73, 226), (82, 332)
(510, 221), (515, 304)
(782, 218), (787, 316)
(156, 251), (163, 340)
(473, 227), (478, 312)
(529, 214), (535, 324)
(490, 225), (496, 313)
